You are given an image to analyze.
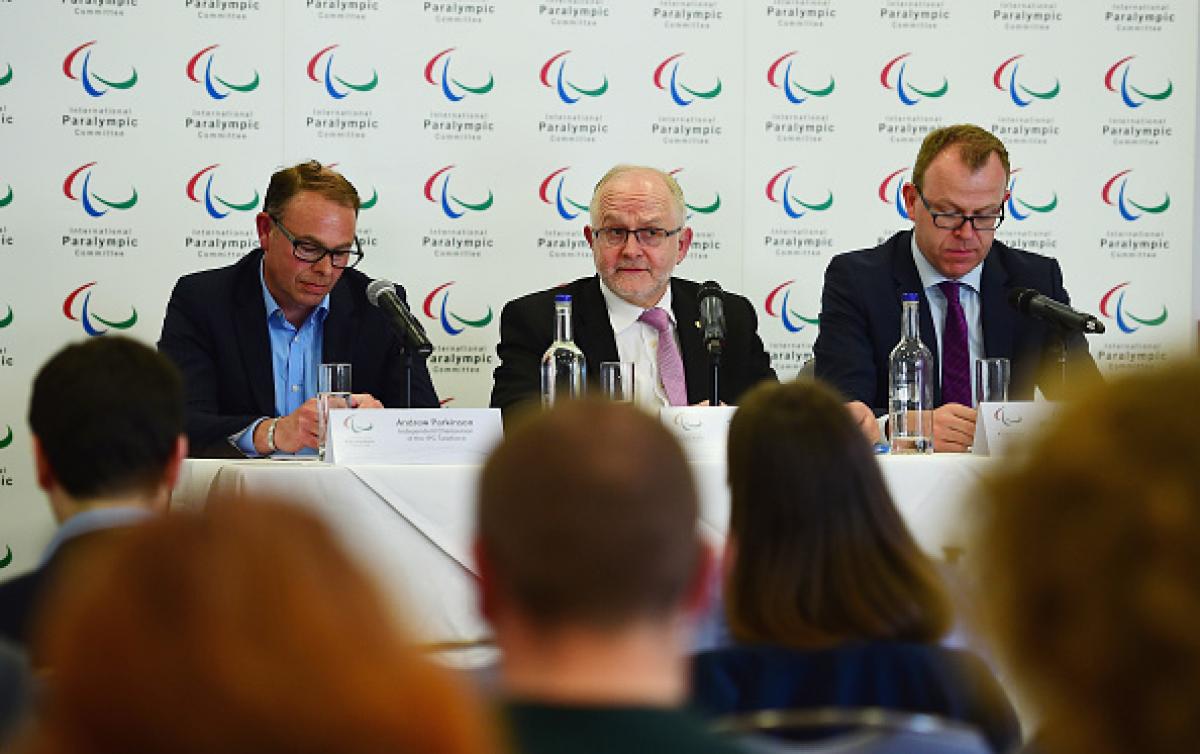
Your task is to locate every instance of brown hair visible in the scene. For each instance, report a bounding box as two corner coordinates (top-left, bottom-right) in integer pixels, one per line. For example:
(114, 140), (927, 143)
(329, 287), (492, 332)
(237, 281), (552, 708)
(725, 380), (951, 648)
(979, 362), (1200, 754)
(478, 400), (701, 629)
(263, 160), (360, 218)
(26, 499), (498, 754)
(912, 124), (1010, 191)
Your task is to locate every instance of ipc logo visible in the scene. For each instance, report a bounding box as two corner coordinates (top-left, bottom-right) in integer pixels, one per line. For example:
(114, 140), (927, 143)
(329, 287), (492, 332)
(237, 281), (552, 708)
(765, 281), (819, 333)
(766, 167), (833, 219)
(1105, 56), (1172, 108)
(424, 166), (494, 220)
(653, 53), (721, 106)
(187, 45), (260, 100)
(992, 54), (1060, 107)
(878, 168), (910, 220)
(63, 282), (138, 337)
(1099, 282), (1167, 334)
(766, 52), (834, 104)
(307, 45), (378, 99)
(880, 53), (948, 105)
(425, 48), (494, 102)
(63, 41), (137, 97)
(540, 51), (607, 104)
(423, 282), (494, 336)
(63, 163), (137, 217)
(1102, 170), (1169, 221)
(186, 165), (260, 219)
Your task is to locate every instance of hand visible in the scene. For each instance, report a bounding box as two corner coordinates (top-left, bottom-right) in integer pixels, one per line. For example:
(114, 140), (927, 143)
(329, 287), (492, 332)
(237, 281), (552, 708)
(269, 398), (321, 454)
(351, 393), (383, 409)
(845, 400), (882, 444)
(932, 403), (977, 453)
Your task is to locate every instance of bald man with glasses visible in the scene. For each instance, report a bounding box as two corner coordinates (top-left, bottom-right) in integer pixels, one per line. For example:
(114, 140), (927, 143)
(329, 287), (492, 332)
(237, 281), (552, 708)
(814, 125), (1100, 452)
(159, 160), (439, 457)
(490, 164), (775, 415)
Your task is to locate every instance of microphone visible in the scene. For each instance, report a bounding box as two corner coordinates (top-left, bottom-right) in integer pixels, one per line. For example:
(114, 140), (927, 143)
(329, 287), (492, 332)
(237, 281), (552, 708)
(698, 281), (727, 355)
(366, 279), (435, 356)
(1008, 287), (1105, 335)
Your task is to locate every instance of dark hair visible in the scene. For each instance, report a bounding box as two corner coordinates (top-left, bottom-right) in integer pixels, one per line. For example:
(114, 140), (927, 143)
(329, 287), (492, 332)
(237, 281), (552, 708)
(980, 362), (1200, 754)
(725, 380), (951, 647)
(27, 498), (499, 754)
(263, 160), (360, 218)
(478, 400), (701, 629)
(912, 124), (1010, 191)
(28, 337), (183, 499)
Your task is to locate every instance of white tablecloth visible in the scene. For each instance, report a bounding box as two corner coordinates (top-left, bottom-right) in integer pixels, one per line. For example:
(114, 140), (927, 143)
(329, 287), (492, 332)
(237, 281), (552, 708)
(172, 453), (993, 645)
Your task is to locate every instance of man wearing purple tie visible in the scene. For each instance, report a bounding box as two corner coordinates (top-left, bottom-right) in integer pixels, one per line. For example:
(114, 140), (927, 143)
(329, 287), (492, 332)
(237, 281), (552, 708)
(490, 165), (775, 415)
(814, 125), (1099, 452)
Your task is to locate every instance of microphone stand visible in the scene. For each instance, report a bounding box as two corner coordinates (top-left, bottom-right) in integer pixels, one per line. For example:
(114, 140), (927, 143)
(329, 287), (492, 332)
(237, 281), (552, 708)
(707, 342), (721, 407)
(1045, 325), (1069, 398)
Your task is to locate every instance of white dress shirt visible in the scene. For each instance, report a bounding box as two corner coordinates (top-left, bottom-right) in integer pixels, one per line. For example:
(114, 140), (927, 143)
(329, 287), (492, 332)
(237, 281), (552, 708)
(910, 235), (985, 402)
(598, 280), (679, 411)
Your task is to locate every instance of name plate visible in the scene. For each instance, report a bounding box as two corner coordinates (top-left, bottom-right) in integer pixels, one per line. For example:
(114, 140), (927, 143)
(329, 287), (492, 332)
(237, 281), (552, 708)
(973, 401), (1061, 456)
(326, 408), (503, 465)
(660, 406), (737, 462)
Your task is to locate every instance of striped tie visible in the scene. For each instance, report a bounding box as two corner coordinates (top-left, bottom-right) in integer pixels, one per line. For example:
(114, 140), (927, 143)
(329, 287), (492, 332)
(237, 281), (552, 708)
(938, 280), (972, 407)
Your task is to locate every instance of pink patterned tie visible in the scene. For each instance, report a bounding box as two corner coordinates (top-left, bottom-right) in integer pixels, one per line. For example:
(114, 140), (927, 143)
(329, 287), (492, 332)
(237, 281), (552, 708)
(638, 307), (688, 406)
(937, 280), (972, 407)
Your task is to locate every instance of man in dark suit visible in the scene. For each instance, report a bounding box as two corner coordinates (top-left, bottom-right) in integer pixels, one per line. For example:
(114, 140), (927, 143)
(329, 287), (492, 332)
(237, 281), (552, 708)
(0, 337), (186, 649)
(491, 165), (775, 414)
(814, 125), (1099, 451)
(158, 161), (438, 458)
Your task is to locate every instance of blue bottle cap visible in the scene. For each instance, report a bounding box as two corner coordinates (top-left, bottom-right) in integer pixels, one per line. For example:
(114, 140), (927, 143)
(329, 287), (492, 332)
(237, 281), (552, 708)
(555, 294), (572, 303)
(901, 292), (919, 302)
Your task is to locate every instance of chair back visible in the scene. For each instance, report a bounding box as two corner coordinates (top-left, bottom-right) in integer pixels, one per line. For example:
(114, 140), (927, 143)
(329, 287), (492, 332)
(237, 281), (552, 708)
(712, 707), (992, 754)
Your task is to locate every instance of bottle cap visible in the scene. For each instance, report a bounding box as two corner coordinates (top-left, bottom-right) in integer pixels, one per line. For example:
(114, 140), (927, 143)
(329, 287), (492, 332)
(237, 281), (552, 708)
(554, 294), (572, 303)
(901, 292), (919, 302)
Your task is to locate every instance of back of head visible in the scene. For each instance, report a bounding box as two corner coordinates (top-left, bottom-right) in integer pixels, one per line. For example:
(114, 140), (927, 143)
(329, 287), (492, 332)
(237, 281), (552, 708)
(27, 498), (497, 754)
(478, 400), (700, 631)
(263, 159), (360, 217)
(980, 361), (1200, 754)
(912, 124), (1010, 190)
(29, 337), (183, 499)
(725, 380), (950, 647)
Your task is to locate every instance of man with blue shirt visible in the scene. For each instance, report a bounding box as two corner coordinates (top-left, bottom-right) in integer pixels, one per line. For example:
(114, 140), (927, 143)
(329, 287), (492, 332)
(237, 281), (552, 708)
(814, 125), (1099, 451)
(0, 337), (186, 648)
(159, 161), (438, 457)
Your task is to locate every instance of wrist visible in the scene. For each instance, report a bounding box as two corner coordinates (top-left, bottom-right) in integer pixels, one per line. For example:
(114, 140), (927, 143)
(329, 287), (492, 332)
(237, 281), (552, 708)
(264, 418), (279, 454)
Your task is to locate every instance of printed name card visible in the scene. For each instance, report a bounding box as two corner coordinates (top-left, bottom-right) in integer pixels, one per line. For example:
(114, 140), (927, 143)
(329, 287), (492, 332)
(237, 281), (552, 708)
(660, 406), (737, 462)
(326, 408), (503, 465)
(972, 402), (1062, 456)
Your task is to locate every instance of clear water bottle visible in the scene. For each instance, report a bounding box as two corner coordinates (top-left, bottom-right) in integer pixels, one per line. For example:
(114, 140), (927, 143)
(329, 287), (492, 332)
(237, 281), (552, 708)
(888, 292), (934, 454)
(540, 294), (587, 407)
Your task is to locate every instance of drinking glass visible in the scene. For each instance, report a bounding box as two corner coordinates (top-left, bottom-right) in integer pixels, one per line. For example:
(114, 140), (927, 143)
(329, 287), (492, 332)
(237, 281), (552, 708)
(318, 363), (352, 461)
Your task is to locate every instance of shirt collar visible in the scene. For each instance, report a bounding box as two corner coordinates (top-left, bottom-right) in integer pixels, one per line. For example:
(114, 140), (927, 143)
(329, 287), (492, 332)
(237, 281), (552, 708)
(910, 234), (984, 294)
(41, 506), (153, 566)
(599, 278), (675, 333)
(259, 258), (330, 326)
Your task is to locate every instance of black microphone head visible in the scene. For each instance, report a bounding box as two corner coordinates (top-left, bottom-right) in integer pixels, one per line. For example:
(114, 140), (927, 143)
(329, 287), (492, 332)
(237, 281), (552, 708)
(698, 280), (723, 301)
(365, 278), (395, 307)
(1007, 287), (1037, 313)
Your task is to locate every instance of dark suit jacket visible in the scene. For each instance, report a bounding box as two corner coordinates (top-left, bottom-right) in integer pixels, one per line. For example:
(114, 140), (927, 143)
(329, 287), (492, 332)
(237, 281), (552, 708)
(490, 276), (776, 414)
(814, 231), (1100, 413)
(691, 642), (1020, 754)
(158, 249), (439, 457)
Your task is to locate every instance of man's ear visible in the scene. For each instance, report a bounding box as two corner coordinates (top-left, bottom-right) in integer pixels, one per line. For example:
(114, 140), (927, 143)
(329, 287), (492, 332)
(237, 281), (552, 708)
(32, 435), (55, 493)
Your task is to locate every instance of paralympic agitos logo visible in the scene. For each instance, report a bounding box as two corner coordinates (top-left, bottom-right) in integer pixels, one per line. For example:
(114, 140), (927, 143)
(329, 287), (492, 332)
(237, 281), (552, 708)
(0, 180), (12, 209)
(668, 168), (721, 218)
(766, 52), (834, 104)
(63, 163), (137, 217)
(1102, 170), (1169, 221)
(0, 304), (12, 329)
(186, 165), (260, 219)
(425, 166), (494, 219)
(1006, 168), (1057, 221)
(1099, 282), (1167, 334)
(765, 281), (819, 333)
(187, 45), (259, 100)
(425, 48), (494, 102)
(307, 45), (378, 100)
(878, 168), (910, 220)
(539, 167), (589, 221)
(423, 282), (494, 336)
(766, 167), (832, 219)
(1105, 56), (1172, 108)
(0, 61), (11, 87)
(653, 53), (721, 106)
(993, 55), (1060, 107)
(540, 51), (607, 104)
(63, 41), (137, 97)
(63, 282), (138, 337)
(880, 53), (947, 105)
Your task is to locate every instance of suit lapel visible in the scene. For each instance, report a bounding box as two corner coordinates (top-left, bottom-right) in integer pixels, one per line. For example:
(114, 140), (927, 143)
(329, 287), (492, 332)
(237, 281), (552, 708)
(670, 280), (708, 404)
(233, 251), (276, 415)
(891, 232), (942, 405)
(572, 277), (619, 377)
(322, 280), (356, 364)
(980, 245), (1014, 363)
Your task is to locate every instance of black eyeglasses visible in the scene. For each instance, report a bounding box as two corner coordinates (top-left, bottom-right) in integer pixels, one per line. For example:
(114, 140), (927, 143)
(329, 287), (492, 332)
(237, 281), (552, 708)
(916, 187), (1005, 231)
(592, 226), (684, 249)
(271, 216), (363, 269)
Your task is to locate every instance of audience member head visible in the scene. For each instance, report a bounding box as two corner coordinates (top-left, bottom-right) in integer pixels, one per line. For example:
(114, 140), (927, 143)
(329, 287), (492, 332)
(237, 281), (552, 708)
(25, 498), (498, 754)
(584, 165), (693, 309)
(262, 159), (360, 217)
(979, 362), (1200, 754)
(477, 399), (706, 634)
(725, 380), (951, 648)
(28, 337), (185, 518)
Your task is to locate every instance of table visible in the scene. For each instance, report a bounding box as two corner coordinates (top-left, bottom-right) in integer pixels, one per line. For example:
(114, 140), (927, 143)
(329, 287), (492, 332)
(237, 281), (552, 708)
(173, 454), (994, 646)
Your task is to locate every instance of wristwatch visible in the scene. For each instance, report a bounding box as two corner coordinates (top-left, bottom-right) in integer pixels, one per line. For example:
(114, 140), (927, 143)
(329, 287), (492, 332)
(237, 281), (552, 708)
(265, 418), (279, 454)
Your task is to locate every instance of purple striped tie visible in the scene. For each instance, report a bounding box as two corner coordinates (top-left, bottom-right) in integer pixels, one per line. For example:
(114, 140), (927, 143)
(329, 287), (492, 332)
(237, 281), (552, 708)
(638, 307), (688, 406)
(938, 281), (972, 407)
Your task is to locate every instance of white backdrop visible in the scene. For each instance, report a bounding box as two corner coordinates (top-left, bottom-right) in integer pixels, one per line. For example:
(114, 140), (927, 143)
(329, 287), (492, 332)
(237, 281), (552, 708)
(0, 0), (1196, 574)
